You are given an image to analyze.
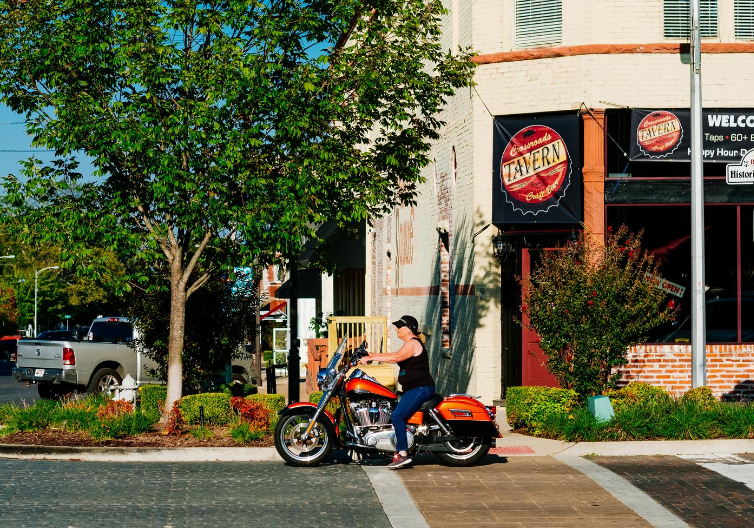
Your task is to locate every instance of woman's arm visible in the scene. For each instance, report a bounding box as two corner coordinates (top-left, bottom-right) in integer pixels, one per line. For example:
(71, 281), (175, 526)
(359, 339), (421, 365)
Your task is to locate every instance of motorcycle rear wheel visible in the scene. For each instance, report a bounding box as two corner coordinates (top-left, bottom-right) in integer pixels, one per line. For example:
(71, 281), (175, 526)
(435, 436), (492, 466)
(274, 412), (334, 467)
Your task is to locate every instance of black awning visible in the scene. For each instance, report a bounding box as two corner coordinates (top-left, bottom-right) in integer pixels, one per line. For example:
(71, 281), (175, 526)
(273, 269), (322, 299)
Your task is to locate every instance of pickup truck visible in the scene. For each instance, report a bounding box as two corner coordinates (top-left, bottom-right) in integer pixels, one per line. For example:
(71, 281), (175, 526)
(13, 317), (159, 398)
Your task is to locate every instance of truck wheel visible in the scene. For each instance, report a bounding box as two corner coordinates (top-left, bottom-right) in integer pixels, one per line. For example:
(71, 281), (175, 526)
(88, 368), (122, 396)
(37, 382), (58, 399)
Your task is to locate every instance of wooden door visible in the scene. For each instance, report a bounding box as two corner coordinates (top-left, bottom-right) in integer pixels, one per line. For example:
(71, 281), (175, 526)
(520, 248), (560, 387)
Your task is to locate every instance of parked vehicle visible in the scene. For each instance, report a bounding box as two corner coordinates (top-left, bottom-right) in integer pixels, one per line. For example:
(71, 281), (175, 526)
(0, 336), (19, 375)
(274, 338), (501, 467)
(13, 317), (159, 398)
(35, 330), (79, 342)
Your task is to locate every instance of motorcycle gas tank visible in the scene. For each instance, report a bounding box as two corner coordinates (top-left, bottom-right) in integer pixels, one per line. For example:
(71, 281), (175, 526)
(345, 377), (397, 400)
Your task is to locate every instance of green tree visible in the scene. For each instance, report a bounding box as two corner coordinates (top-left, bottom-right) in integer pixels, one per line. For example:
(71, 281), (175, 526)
(0, 0), (474, 419)
(129, 272), (262, 393)
(519, 226), (679, 396)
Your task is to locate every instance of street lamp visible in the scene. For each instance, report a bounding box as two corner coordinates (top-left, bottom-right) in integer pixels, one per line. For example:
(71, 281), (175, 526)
(34, 266), (59, 338)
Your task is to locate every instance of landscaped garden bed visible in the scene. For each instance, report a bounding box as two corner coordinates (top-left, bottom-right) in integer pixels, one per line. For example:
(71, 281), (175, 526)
(0, 385), (293, 448)
(507, 383), (754, 442)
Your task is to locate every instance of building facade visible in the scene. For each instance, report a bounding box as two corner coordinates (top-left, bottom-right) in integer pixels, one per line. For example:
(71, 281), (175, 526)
(367, 0), (754, 404)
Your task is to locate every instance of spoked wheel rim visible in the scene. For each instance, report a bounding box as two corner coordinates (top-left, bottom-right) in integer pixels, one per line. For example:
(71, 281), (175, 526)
(97, 375), (120, 395)
(443, 437), (484, 460)
(278, 415), (330, 462)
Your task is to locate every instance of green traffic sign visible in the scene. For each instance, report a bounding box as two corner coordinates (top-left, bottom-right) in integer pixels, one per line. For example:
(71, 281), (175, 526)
(64, 315), (71, 319)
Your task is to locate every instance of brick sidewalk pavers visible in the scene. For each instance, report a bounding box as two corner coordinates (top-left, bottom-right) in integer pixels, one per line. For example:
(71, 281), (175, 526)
(595, 455), (754, 527)
(399, 456), (652, 528)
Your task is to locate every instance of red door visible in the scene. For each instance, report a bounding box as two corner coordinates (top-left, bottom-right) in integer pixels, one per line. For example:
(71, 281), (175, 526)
(520, 248), (560, 387)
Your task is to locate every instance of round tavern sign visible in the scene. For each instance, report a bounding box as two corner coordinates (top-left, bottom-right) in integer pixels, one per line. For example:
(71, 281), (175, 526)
(636, 110), (683, 158)
(499, 125), (571, 216)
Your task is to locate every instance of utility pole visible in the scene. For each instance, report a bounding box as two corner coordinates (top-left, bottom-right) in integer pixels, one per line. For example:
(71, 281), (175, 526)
(288, 259), (300, 402)
(690, 0), (707, 387)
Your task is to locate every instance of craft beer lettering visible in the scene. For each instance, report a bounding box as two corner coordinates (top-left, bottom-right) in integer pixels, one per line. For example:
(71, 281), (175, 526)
(636, 111), (683, 157)
(500, 125), (569, 205)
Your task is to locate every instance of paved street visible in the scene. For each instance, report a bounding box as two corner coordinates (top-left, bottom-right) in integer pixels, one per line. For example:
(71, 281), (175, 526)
(0, 373), (38, 407)
(3, 451), (754, 527)
(0, 459), (390, 528)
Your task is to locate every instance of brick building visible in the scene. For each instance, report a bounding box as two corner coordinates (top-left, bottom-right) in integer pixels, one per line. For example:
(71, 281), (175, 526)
(367, 0), (754, 404)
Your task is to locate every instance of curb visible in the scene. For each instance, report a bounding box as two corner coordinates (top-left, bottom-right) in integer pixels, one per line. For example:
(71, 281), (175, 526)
(0, 443), (281, 462)
(557, 438), (754, 457)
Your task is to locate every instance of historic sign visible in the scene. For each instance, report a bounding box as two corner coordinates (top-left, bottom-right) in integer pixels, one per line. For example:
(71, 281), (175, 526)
(726, 148), (754, 185)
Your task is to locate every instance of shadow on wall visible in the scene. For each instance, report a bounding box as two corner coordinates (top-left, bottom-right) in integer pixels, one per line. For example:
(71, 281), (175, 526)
(722, 380), (754, 402)
(422, 207), (500, 395)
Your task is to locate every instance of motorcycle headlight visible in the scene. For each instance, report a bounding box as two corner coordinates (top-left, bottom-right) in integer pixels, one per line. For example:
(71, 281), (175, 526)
(316, 368), (328, 389)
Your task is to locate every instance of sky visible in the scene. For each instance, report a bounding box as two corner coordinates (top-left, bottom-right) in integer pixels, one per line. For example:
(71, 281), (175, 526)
(0, 105), (95, 181)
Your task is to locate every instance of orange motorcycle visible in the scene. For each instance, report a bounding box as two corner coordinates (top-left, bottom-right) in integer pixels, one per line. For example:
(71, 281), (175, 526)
(274, 338), (501, 467)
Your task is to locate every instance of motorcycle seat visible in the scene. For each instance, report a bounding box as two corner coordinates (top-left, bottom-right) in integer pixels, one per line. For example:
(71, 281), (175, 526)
(418, 393), (444, 410)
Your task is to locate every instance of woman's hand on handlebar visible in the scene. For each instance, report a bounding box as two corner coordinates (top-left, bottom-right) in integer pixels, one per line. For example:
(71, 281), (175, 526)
(358, 356), (371, 366)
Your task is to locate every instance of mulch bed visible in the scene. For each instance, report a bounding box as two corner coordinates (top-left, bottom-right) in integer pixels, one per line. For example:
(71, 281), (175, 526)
(0, 428), (274, 448)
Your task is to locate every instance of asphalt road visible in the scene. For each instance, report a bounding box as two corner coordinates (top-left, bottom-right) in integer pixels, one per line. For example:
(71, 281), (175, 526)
(0, 459), (391, 528)
(0, 373), (39, 407)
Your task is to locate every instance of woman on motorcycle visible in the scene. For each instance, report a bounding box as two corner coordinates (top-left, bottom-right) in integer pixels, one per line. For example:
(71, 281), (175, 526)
(359, 314), (435, 469)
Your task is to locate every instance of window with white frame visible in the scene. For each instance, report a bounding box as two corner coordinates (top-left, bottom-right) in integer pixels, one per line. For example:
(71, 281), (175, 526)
(735, 0), (754, 39)
(664, 0), (718, 38)
(514, 0), (562, 49)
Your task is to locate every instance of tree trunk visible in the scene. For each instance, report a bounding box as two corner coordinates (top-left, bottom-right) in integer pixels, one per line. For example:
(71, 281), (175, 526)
(161, 264), (187, 425)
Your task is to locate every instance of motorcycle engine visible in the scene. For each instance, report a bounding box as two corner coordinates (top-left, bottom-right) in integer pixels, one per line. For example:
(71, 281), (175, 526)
(363, 428), (414, 451)
(350, 399), (414, 451)
(350, 399), (392, 427)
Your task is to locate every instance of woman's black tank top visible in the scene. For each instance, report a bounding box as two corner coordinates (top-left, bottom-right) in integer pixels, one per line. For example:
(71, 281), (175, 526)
(397, 337), (435, 392)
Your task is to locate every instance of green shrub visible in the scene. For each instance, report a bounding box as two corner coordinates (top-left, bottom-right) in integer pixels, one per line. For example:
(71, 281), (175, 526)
(505, 386), (578, 432)
(230, 422), (266, 444)
(218, 383), (258, 398)
(663, 399), (721, 440)
(190, 426), (214, 441)
(90, 411), (153, 440)
(681, 386), (717, 410)
(54, 398), (101, 432)
(551, 406), (612, 442)
(246, 393), (285, 427)
(605, 382), (672, 413)
(8, 399), (59, 432)
(179, 393), (233, 425)
(140, 385), (167, 420)
(717, 402), (754, 438)
(519, 226), (678, 395)
(0, 403), (19, 426)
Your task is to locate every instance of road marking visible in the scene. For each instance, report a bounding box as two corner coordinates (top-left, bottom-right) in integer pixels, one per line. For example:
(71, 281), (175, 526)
(679, 453), (754, 490)
(555, 455), (689, 528)
(361, 465), (429, 528)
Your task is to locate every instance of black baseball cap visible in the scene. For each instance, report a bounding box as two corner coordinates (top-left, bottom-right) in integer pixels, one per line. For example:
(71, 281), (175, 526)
(392, 315), (419, 333)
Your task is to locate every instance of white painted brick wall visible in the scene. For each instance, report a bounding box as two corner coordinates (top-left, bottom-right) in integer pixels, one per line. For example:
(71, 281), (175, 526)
(367, 0), (754, 405)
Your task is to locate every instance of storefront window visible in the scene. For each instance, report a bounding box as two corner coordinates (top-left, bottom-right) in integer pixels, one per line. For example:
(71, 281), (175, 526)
(607, 204), (752, 343)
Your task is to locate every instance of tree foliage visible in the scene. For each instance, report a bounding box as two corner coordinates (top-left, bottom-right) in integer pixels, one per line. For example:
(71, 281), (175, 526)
(0, 0), (475, 416)
(519, 226), (679, 396)
(129, 273), (262, 393)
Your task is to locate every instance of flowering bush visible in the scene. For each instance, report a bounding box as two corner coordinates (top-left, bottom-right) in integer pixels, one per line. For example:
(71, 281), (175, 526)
(519, 225), (678, 396)
(164, 401), (184, 435)
(231, 396), (272, 432)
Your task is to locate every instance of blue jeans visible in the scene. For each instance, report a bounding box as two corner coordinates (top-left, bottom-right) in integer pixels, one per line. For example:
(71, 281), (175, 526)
(392, 386), (436, 453)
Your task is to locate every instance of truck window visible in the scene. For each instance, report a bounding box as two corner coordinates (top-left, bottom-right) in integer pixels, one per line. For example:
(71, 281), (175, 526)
(89, 321), (133, 343)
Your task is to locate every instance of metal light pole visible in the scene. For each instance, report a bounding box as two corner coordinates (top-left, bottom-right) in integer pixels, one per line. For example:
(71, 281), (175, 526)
(690, 0), (707, 387)
(34, 266), (59, 338)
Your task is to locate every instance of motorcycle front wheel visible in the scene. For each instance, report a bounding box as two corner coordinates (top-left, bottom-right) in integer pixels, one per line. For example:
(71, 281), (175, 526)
(274, 412), (334, 467)
(435, 436), (492, 467)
